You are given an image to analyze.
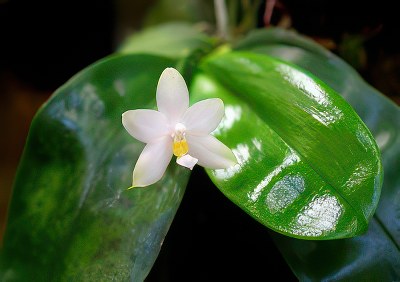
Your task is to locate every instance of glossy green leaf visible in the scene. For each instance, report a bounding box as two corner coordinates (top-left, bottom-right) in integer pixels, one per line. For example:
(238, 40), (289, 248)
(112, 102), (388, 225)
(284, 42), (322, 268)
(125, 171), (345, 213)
(0, 54), (190, 281)
(235, 28), (400, 279)
(191, 51), (382, 240)
(118, 22), (215, 59)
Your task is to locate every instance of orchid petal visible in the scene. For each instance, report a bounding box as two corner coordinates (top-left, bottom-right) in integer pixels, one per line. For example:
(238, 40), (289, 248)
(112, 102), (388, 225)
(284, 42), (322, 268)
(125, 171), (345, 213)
(176, 154), (198, 170)
(187, 135), (237, 169)
(156, 68), (189, 124)
(132, 136), (173, 187)
(183, 98), (225, 135)
(122, 109), (169, 143)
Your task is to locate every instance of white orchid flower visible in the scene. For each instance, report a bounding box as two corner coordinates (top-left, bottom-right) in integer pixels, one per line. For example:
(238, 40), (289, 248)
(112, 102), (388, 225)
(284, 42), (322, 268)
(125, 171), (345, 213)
(122, 67), (237, 187)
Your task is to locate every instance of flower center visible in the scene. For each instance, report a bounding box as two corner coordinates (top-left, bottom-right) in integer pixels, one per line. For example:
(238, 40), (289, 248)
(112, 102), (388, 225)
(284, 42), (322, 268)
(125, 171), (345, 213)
(173, 123), (189, 157)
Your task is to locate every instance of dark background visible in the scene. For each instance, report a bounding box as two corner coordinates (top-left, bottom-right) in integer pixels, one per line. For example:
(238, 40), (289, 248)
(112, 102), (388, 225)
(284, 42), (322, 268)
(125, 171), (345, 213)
(0, 0), (398, 280)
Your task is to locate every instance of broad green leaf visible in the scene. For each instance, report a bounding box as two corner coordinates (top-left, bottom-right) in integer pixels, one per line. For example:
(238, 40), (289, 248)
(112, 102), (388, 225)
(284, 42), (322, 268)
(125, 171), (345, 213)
(0, 54), (190, 281)
(118, 22), (215, 59)
(235, 28), (400, 279)
(191, 51), (382, 240)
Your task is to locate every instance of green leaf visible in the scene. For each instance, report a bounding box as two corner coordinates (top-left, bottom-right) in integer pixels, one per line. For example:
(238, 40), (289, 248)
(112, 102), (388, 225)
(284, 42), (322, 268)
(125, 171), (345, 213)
(0, 54), (190, 281)
(234, 28), (400, 279)
(191, 51), (382, 240)
(118, 22), (215, 59)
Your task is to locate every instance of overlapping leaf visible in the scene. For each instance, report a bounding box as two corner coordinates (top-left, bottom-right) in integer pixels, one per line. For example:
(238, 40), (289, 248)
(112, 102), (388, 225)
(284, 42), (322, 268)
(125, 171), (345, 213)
(118, 22), (215, 59)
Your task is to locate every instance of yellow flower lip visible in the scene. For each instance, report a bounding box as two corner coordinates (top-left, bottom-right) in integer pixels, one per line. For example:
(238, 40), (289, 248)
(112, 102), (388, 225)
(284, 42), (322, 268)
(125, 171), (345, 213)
(173, 139), (189, 157)
(172, 123), (189, 157)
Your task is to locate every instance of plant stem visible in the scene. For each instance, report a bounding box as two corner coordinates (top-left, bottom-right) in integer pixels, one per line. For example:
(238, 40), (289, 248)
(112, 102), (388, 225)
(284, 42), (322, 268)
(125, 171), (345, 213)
(214, 0), (229, 40)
